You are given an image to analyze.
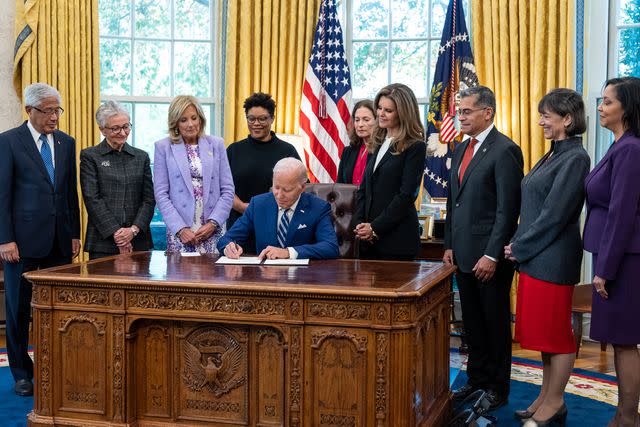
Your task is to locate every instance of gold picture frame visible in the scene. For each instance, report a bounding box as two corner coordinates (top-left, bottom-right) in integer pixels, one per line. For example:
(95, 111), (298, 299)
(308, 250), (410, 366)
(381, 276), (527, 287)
(418, 215), (434, 239)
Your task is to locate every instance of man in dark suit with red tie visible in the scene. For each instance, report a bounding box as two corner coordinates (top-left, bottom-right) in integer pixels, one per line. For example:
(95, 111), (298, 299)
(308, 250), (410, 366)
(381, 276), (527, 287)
(444, 86), (524, 409)
(0, 83), (81, 396)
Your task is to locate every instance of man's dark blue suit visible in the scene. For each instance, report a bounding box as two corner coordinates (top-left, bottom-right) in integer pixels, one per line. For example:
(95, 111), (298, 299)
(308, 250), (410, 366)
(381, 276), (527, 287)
(0, 121), (80, 383)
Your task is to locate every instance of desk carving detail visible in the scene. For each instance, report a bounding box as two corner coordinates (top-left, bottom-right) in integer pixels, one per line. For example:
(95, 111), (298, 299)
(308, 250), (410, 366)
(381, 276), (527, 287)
(308, 302), (371, 320)
(182, 330), (245, 397)
(128, 293), (285, 316)
(56, 289), (109, 306)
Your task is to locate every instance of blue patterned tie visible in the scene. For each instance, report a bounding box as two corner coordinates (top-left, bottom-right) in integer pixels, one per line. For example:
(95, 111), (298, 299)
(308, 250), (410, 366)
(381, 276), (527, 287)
(277, 208), (290, 248)
(39, 134), (55, 185)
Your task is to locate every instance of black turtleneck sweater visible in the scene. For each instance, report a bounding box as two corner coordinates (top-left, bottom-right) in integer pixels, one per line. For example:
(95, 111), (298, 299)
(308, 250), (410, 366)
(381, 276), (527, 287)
(226, 132), (300, 228)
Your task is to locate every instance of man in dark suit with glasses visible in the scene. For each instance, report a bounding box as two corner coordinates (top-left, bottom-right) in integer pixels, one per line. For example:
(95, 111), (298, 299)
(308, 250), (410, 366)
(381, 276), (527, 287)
(0, 82), (81, 396)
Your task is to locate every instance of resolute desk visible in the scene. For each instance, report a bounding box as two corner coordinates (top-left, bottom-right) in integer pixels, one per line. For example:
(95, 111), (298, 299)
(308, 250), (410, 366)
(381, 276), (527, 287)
(25, 251), (455, 427)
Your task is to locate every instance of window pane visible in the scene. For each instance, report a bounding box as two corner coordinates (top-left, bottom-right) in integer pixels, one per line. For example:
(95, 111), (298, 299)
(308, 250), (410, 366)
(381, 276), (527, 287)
(175, 0), (211, 40)
(174, 42), (211, 97)
(431, 0), (448, 37)
(352, 42), (388, 98)
(391, 41), (429, 98)
(99, 0), (131, 36)
(201, 104), (212, 135)
(133, 41), (171, 96)
(353, 0), (389, 39)
(618, 0), (640, 25)
(100, 39), (131, 96)
(429, 40), (439, 90)
(618, 27), (640, 76)
(391, 0), (428, 38)
(135, 0), (171, 39)
(133, 103), (170, 158)
(418, 104), (427, 127)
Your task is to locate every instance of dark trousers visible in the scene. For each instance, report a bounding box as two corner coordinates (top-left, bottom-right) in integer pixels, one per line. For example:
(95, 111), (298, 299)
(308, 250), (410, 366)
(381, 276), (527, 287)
(3, 239), (70, 382)
(456, 261), (514, 396)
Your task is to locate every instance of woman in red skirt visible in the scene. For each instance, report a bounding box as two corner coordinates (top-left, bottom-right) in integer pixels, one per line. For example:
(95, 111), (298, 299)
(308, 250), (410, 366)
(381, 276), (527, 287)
(504, 89), (590, 426)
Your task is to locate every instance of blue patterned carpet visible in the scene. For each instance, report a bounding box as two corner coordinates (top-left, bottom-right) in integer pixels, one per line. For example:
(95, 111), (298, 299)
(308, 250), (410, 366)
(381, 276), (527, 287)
(0, 351), (618, 426)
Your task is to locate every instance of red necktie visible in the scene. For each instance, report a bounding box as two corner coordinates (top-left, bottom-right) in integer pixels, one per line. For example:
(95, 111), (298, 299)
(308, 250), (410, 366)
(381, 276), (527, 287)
(458, 138), (478, 184)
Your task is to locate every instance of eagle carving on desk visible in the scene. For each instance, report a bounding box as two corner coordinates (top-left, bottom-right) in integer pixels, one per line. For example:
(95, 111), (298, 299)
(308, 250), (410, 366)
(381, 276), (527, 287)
(182, 340), (245, 397)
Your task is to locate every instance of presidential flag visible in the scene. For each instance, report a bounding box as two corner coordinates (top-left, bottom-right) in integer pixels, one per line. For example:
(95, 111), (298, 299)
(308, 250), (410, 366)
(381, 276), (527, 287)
(300, 0), (352, 183)
(424, 0), (478, 198)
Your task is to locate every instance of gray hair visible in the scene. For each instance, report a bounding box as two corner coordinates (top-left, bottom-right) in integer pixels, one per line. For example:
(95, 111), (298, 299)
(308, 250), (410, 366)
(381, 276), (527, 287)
(459, 85), (496, 119)
(24, 83), (62, 107)
(96, 101), (130, 128)
(273, 157), (308, 184)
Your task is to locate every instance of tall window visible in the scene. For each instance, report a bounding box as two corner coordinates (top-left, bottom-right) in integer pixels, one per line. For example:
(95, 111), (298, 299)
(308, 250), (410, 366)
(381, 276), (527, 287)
(612, 0), (640, 77)
(98, 0), (219, 159)
(343, 0), (469, 122)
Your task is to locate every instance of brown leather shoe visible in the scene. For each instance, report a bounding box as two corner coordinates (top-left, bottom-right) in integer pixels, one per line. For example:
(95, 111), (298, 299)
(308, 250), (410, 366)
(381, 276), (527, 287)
(14, 379), (33, 396)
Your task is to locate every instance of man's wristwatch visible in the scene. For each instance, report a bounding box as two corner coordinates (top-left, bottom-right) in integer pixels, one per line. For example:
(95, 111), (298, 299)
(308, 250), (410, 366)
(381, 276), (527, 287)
(131, 226), (139, 237)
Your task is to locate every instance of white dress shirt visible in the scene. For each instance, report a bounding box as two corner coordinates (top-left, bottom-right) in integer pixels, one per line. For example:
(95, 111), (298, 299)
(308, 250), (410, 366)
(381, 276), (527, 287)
(373, 136), (393, 171)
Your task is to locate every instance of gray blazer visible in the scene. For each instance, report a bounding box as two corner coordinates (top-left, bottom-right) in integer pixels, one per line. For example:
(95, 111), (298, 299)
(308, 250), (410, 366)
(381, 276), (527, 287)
(510, 137), (590, 285)
(80, 140), (155, 254)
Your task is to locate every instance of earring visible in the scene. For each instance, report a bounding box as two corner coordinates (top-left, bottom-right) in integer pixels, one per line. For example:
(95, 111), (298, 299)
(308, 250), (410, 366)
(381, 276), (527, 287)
(174, 128), (180, 136)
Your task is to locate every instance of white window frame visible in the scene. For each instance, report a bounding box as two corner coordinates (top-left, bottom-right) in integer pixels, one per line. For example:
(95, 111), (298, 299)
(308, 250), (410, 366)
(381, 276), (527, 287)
(99, 0), (222, 143)
(339, 0), (470, 117)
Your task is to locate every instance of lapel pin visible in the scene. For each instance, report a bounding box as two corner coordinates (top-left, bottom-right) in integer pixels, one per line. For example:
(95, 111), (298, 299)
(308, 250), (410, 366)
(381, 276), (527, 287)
(483, 148), (486, 152)
(300, 209), (305, 213)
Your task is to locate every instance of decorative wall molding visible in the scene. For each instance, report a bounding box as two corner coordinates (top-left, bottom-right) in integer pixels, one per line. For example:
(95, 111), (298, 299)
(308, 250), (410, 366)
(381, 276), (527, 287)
(0, 2), (22, 132)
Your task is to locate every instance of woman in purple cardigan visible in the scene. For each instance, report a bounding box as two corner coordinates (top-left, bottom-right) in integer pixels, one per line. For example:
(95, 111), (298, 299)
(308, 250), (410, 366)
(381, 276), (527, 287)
(153, 95), (234, 254)
(584, 76), (640, 427)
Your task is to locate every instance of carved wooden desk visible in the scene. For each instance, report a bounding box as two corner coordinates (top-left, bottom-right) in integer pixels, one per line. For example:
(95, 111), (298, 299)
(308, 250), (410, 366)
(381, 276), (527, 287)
(25, 251), (455, 427)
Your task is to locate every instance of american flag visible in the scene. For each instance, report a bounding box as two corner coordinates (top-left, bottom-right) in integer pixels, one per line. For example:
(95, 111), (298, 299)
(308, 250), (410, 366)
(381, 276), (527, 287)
(424, 0), (478, 198)
(300, 0), (352, 183)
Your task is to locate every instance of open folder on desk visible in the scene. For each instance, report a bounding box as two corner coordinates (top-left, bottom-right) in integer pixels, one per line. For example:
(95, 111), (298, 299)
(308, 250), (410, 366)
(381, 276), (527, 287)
(216, 256), (309, 266)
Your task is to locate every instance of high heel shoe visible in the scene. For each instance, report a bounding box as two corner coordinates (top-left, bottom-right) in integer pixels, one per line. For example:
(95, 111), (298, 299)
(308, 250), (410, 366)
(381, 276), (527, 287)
(522, 403), (568, 426)
(514, 409), (535, 420)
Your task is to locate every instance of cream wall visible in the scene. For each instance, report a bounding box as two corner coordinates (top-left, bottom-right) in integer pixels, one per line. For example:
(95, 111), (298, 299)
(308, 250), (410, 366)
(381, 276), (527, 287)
(0, 0), (22, 132)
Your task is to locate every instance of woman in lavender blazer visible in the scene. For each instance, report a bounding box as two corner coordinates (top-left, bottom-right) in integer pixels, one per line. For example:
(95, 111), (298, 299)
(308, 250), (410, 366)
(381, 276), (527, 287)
(584, 77), (640, 427)
(153, 95), (234, 254)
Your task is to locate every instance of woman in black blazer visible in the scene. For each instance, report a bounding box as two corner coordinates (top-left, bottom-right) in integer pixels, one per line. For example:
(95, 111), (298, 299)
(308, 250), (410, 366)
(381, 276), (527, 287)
(337, 100), (375, 185)
(352, 83), (426, 260)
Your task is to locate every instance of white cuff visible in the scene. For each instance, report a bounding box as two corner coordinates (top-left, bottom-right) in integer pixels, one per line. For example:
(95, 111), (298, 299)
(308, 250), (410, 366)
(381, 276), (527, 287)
(287, 247), (298, 259)
(484, 254), (497, 262)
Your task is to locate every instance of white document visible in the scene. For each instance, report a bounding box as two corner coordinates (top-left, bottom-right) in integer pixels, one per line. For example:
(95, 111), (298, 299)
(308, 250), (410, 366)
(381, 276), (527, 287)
(215, 256), (263, 265)
(263, 258), (310, 266)
(180, 252), (201, 257)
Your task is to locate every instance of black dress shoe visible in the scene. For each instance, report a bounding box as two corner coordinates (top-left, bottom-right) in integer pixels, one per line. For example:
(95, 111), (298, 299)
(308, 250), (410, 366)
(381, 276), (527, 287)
(485, 390), (508, 410)
(525, 404), (568, 426)
(452, 383), (477, 400)
(14, 379), (33, 396)
(515, 409), (535, 420)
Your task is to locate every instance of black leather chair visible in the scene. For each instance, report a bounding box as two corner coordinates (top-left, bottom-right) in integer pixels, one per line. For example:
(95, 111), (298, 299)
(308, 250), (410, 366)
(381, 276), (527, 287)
(305, 183), (359, 258)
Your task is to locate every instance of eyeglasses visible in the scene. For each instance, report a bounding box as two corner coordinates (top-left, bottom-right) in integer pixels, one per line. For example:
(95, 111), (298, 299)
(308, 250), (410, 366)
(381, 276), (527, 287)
(246, 115), (272, 124)
(32, 106), (64, 117)
(457, 107), (488, 117)
(103, 123), (132, 134)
